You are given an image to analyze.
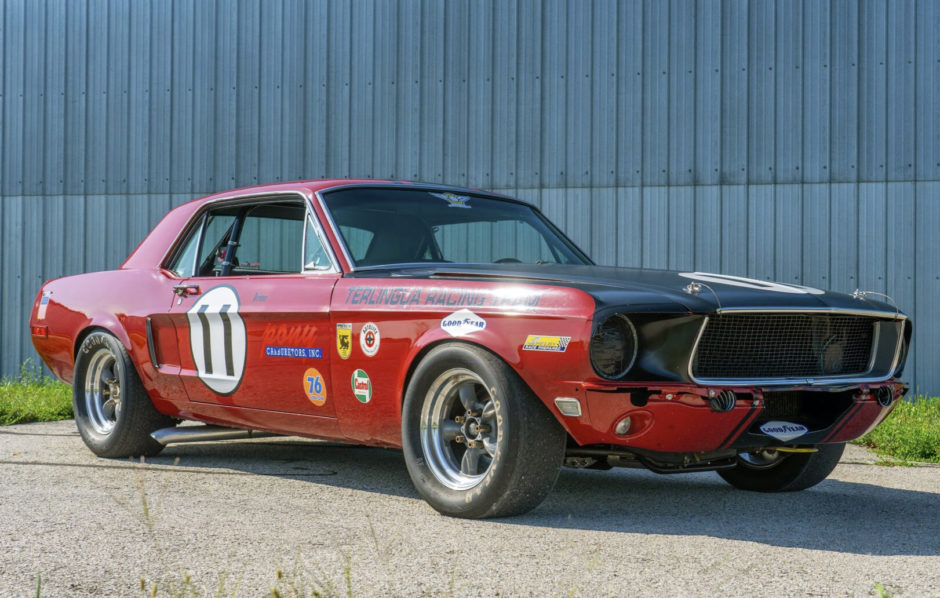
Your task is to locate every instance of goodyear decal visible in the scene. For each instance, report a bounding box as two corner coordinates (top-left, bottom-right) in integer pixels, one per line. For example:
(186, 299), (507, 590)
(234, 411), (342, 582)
(522, 335), (571, 353)
(441, 309), (486, 337)
(351, 369), (372, 403)
(336, 323), (352, 360)
(303, 367), (327, 406)
(759, 421), (809, 442)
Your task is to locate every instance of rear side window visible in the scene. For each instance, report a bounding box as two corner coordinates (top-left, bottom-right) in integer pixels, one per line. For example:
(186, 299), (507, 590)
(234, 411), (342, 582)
(167, 198), (332, 277)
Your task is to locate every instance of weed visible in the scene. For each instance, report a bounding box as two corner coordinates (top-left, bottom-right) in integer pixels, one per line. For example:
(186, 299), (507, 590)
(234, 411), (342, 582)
(855, 396), (940, 464)
(0, 360), (72, 425)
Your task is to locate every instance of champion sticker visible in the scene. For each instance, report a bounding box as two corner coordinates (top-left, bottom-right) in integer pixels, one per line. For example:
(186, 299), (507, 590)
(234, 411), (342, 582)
(336, 323), (352, 360)
(37, 291), (51, 320)
(303, 367), (327, 406)
(360, 322), (380, 357)
(522, 335), (571, 352)
(351, 369), (372, 403)
(441, 309), (486, 337)
(759, 421), (809, 443)
(186, 286), (247, 395)
(430, 191), (471, 209)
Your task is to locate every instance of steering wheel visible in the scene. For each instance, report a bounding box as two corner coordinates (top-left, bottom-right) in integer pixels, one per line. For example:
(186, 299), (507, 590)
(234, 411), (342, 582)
(493, 257), (522, 264)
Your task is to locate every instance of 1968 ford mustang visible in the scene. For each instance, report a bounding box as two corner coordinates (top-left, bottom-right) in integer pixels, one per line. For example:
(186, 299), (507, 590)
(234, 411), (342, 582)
(30, 180), (911, 518)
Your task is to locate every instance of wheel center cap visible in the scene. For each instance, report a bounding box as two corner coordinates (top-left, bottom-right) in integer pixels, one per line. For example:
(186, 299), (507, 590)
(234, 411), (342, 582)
(463, 416), (481, 439)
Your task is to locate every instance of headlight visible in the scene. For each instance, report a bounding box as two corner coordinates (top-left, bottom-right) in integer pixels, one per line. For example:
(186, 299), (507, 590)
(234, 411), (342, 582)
(590, 314), (638, 379)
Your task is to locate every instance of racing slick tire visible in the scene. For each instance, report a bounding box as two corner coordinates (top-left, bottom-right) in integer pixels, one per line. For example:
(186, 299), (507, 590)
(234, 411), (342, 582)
(717, 443), (846, 492)
(402, 343), (567, 518)
(73, 331), (174, 458)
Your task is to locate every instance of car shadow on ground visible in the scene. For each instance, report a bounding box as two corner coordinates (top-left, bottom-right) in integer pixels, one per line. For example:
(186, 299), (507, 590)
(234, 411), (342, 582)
(151, 438), (940, 557)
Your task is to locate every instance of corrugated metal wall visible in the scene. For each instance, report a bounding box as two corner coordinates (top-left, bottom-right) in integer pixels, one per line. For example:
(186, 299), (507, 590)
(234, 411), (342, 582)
(1, 0), (938, 393)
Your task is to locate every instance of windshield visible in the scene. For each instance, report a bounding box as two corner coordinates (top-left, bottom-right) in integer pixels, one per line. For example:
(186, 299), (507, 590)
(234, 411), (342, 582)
(322, 187), (592, 268)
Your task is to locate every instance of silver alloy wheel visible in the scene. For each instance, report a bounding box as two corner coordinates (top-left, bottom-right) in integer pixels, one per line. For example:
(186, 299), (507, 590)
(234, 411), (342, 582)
(738, 449), (785, 469)
(419, 368), (499, 490)
(83, 347), (122, 436)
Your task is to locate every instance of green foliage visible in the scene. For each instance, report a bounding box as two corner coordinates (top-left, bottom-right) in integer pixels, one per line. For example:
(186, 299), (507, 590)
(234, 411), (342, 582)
(856, 396), (940, 464)
(0, 360), (73, 426)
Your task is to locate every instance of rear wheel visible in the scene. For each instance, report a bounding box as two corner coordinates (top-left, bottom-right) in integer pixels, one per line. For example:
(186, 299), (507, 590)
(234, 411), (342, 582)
(718, 443), (845, 492)
(402, 343), (566, 518)
(73, 331), (174, 458)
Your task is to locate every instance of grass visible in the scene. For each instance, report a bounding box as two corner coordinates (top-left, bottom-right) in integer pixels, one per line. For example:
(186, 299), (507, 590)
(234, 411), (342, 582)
(855, 395), (940, 465)
(0, 362), (72, 426)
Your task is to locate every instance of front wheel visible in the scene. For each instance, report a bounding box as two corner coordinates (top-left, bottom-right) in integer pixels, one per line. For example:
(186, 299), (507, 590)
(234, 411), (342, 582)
(401, 343), (566, 518)
(73, 331), (174, 458)
(717, 443), (845, 492)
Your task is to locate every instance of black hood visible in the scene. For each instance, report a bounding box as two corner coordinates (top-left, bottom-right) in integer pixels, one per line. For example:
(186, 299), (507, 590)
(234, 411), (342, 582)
(349, 263), (903, 316)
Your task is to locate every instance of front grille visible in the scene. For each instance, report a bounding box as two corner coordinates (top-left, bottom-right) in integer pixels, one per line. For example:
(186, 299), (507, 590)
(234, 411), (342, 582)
(692, 313), (876, 380)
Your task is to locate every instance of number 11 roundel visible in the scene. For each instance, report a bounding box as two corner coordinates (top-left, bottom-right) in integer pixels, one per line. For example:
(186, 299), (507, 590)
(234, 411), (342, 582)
(186, 286), (247, 395)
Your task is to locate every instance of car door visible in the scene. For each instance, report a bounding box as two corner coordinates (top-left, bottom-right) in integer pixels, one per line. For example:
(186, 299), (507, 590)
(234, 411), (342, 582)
(166, 195), (340, 417)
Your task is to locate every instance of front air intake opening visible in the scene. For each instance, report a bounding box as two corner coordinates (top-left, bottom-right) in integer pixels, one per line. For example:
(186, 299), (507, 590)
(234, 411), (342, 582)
(753, 390), (855, 431)
(692, 313), (877, 380)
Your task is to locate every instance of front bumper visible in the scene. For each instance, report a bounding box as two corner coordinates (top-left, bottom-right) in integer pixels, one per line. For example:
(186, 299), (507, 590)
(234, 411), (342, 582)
(556, 381), (908, 453)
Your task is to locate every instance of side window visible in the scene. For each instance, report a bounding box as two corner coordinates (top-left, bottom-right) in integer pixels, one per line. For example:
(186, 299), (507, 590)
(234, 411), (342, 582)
(196, 214), (239, 276)
(170, 222), (202, 277)
(304, 216), (333, 270)
(170, 199), (309, 277)
(232, 206), (304, 274)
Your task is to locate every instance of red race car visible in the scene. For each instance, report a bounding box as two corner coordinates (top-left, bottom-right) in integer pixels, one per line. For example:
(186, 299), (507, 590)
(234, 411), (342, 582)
(30, 180), (911, 518)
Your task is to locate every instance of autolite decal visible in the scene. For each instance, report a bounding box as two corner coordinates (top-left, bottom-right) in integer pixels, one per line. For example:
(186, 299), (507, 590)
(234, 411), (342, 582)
(522, 335), (571, 352)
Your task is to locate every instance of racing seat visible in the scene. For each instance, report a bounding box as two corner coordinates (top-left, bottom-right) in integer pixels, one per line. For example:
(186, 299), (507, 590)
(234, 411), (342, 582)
(359, 226), (433, 266)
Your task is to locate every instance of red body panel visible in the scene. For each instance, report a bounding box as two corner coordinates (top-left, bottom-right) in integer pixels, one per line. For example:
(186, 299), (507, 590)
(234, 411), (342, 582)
(29, 180), (907, 455)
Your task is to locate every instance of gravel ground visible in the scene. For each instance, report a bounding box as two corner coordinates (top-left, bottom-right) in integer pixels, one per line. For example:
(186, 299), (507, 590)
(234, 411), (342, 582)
(0, 420), (938, 597)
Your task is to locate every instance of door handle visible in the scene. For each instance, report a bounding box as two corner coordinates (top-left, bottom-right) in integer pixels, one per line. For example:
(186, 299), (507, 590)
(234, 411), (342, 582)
(173, 284), (201, 298)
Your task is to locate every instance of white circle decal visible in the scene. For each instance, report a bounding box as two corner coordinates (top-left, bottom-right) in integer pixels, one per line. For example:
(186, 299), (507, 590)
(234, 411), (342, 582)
(186, 286), (247, 394)
(360, 322), (380, 357)
(678, 272), (825, 295)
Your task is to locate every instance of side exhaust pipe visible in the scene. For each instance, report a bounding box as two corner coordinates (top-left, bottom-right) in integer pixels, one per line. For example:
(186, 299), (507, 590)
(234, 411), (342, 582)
(151, 426), (280, 446)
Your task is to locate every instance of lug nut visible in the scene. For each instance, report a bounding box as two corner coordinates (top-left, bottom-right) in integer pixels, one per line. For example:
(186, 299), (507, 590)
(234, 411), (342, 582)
(468, 440), (483, 449)
(454, 415), (466, 423)
(455, 435), (465, 444)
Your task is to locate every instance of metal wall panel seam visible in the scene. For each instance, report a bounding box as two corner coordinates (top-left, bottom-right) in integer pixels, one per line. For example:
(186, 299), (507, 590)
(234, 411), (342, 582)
(2, 0), (25, 196)
(886, 0), (916, 181)
(22, 0), (44, 195)
(395, 0), (419, 180)
(829, 0), (859, 181)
